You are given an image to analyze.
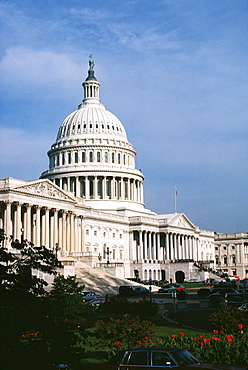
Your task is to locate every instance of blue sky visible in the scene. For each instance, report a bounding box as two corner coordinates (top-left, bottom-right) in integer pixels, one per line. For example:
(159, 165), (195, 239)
(0, 0), (247, 233)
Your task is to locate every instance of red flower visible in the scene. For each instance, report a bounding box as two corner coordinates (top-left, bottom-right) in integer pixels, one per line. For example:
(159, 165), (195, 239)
(179, 332), (185, 336)
(226, 338), (233, 343)
(199, 335), (205, 339)
(115, 341), (121, 347)
(144, 336), (149, 340)
(238, 324), (243, 328)
(199, 341), (205, 346)
(213, 330), (219, 334)
(171, 334), (177, 338)
(212, 336), (220, 341)
(136, 341), (142, 346)
(204, 338), (210, 343)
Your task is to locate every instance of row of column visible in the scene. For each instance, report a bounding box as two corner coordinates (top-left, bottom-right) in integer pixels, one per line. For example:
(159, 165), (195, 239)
(1, 201), (84, 253)
(131, 230), (199, 263)
(53, 176), (144, 203)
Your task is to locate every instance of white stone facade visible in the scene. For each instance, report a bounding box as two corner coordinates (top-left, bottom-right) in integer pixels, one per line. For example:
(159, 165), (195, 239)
(214, 233), (248, 278)
(0, 60), (232, 282)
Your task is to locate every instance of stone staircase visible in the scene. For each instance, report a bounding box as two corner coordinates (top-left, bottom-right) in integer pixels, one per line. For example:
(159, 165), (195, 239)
(74, 261), (144, 295)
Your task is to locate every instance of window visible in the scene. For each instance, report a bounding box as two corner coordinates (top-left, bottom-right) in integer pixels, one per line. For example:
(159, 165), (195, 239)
(75, 152), (78, 163)
(112, 249), (116, 259)
(94, 231), (97, 236)
(123, 351), (148, 366)
(120, 234), (122, 239)
(123, 154), (126, 165)
(97, 152), (101, 162)
(68, 152), (71, 164)
(89, 151), (93, 162)
(62, 153), (65, 165)
(152, 351), (175, 366)
(113, 233), (115, 238)
(82, 152), (86, 162)
(104, 152), (108, 163)
(112, 153), (115, 163)
(86, 230), (89, 235)
(118, 153), (121, 164)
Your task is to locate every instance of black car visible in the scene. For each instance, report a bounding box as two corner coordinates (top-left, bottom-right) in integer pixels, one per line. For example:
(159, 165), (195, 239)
(87, 347), (246, 369)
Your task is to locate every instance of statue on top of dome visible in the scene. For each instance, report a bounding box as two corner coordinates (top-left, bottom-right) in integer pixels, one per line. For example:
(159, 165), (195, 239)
(89, 54), (95, 71)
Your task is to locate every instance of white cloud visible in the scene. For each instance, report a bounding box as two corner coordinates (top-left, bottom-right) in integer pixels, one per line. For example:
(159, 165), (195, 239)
(0, 47), (82, 92)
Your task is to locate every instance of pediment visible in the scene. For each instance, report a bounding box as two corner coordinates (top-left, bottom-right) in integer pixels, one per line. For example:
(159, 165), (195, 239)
(169, 213), (196, 230)
(14, 179), (75, 202)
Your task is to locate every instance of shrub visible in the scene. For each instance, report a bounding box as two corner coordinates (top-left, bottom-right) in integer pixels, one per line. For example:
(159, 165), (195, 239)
(151, 330), (248, 367)
(209, 302), (248, 334)
(94, 314), (155, 355)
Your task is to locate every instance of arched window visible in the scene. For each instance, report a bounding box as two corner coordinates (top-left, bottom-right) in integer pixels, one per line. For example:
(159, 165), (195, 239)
(82, 151), (86, 162)
(104, 152), (108, 162)
(118, 153), (121, 164)
(123, 154), (126, 165)
(62, 153), (65, 165)
(68, 152), (71, 164)
(89, 151), (93, 162)
(75, 152), (78, 163)
(97, 152), (101, 162)
(112, 153), (115, 163)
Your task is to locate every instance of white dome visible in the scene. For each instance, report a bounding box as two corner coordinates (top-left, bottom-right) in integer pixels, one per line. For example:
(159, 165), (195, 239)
(41, 59), (145, 214)
(56, 104), (128, 143)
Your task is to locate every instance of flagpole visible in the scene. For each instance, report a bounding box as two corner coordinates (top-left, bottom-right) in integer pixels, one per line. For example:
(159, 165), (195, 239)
(174, 184), (177, 213)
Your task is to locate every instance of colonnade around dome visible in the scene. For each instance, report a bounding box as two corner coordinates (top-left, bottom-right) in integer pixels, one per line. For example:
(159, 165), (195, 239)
(48, 175), (143, 205)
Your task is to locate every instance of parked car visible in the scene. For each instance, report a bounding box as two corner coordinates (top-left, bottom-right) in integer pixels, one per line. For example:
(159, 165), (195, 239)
(119, 285), (149, 297)
(225, 293), (246, 308)
(158, 284), (185, 293)
(238, 302), (248, 312)
(134, 287), (149, 297)
(81, 291), (101, 301)
(87, 347), (246, 369)
(206, 292), (225, 307)
(87, 298), (106, 307)
(119, 286), (137, 296)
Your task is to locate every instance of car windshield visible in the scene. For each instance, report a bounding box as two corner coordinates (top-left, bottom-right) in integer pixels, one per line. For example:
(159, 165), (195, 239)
(170, 349), (200, 365)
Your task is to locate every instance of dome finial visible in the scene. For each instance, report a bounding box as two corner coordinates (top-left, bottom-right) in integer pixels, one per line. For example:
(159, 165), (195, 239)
(86, 54), (97, 81)
(89, 54), (95, 71)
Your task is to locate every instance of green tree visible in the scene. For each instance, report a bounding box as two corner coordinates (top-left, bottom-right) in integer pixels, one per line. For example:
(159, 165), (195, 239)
(0, 229), (62, 296)
(50, 275), (85, 317)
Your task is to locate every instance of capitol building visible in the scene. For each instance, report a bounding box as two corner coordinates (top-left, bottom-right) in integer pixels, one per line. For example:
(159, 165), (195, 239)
(1, 58), (247, 283)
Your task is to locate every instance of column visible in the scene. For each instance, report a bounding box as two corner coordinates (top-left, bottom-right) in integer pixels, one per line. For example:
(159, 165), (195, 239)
(4, 202), (11, 246)
(85, 177), (89, 199)
(58, 211), (63, 252)
(66, 212), (71, 252)
(62, 211), (67, 252)
(45, 208), (50, 248)
(111, 177), (115, 199)
(102, 176), (107, 200)
(54, 209), (58, 247)
(15, 203), (22, 242)
(76, 177), (80, 198)
(70, 213), (75, 252)
(41, 209), (46, 246)
(81, 216), (85, 252)
(50, 210), (55, 250)
(36, 206), (41, 247)
(94, 176), (98, 199)
(25, 205), (31, 242)
(148, 232), (152, 260)
(165, 233), (169, 261)
(170, 233), (174, 260)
